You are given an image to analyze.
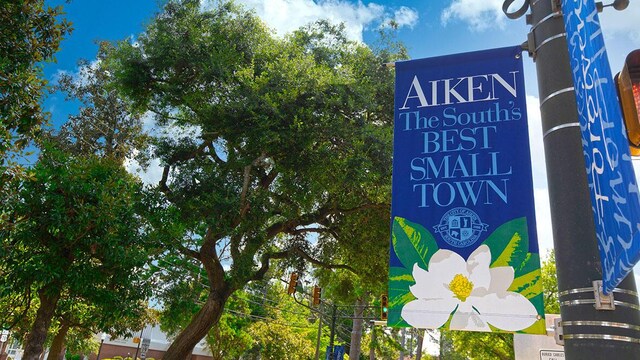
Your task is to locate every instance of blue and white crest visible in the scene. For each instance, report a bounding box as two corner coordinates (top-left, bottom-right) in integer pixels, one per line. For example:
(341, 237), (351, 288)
(434, 207), (488, 248)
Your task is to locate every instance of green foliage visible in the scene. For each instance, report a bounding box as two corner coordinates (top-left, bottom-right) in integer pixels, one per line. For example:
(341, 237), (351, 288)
(360, 326), (402, 360)
(541, 250), (559, 314)
(0, 0), (71, 161)
(50, 42), (149, 163)
(247, 289), (317, 360)
(106, 0), (406, 356)
(447, 330), (514, 360)
(0, 146), (155, 353)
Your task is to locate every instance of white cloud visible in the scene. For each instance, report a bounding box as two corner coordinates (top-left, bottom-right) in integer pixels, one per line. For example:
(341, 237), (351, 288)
(599, 2), (640, 46)
(441, 0), (505, 31)
(218, 0), (417, 42)
(392, 6), (419, 29)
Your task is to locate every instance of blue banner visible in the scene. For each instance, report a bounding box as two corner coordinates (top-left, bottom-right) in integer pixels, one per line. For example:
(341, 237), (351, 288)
(325, 345), (344, 360)
(388, 46), (545, 334)
(561, 0), (640, 293)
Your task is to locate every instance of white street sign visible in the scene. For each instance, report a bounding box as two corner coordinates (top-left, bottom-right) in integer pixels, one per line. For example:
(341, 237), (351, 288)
(540, 350), (565, 360)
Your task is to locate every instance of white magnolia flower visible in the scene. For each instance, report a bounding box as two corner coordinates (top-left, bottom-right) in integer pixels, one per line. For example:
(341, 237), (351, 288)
(401, 244), (538, 331)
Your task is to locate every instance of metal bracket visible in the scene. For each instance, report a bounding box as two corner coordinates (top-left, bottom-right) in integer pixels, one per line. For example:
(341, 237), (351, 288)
(554, 317), (564, 345)
(525, 31), (536, 58)
(593, 280), (616, 310)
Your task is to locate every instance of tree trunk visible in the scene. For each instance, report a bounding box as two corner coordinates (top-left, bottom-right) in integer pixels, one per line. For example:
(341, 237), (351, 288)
(23, 287), (61, 360)
(348, 298), (365, 360)
(415, 329), (424, 360)
(162, 291), (229, 360)
(46, 322), (70, 360)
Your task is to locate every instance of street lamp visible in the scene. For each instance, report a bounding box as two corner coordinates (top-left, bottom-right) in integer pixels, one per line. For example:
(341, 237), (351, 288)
(96, 333), (106, 360)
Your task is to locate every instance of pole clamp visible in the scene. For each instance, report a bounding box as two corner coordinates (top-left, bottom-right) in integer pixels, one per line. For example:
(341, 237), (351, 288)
(554, 317), (564, 345)
(593, 280), (616, 310)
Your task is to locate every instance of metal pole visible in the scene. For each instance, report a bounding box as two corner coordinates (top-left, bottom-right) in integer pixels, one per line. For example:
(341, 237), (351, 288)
(314, 306), (323, 360)
(506, 0), (640, 358)
(96, 339), (104, 360)
(398, 328), (405, 360)
(369, 324), (376, 360)
(133, 329), (143, 360)
(328, 305), (337, 360)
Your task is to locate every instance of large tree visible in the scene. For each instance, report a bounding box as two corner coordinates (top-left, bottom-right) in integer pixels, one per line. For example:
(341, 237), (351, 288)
(107, 1), (403, 358)
(0, 147), (154, 360)
(0, 0), (71, 166)
(51, 43), (148, 163)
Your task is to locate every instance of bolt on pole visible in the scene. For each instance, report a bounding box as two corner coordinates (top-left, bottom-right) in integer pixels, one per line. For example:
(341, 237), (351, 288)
(503, 0), (640, 358)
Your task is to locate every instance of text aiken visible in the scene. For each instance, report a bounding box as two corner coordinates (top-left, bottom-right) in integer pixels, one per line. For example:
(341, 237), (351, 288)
(399, 72), (518, 109)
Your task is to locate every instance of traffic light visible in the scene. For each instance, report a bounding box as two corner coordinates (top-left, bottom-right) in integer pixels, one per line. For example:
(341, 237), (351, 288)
(312, 285), (321, 306)
(287, 272), (298, 295)
(615, 49), (640, 155)
(380, 294), (389, 321)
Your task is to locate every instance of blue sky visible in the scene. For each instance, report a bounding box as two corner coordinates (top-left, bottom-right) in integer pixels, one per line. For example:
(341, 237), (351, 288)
(43, 0), (640, 278)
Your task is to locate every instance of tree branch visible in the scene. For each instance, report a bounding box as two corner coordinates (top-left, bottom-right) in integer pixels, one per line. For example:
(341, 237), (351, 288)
(176, 242), (201, 261)
(286, 227), (331, 235)
(292, 247), (357, 273)
(249, 249), (291, 281)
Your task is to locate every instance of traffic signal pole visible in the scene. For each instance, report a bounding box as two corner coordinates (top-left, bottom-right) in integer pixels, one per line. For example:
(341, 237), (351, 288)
(503, 0), (640, 358)
(328, 304), (337, 360)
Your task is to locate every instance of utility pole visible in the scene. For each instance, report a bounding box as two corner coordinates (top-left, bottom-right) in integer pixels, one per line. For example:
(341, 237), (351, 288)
(348, 298), (365, 360)
(369, 324), (376, 360)
(328, 304), (337, 360)
(314, 305), (323, 360)
(503, 0), (640, 358)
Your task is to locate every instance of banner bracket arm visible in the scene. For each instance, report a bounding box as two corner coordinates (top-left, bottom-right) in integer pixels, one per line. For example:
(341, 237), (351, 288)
(593, 280), (616, 310)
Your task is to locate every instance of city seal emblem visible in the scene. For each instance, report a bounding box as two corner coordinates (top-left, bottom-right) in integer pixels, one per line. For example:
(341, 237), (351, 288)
(434, 207), (489, 248)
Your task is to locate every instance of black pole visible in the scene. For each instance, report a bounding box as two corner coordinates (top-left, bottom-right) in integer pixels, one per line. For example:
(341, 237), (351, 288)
(509, 0), (640, 358)
(133, 329), (143, 360)
(314, 305), (323, 360)
(96, 338), (104, 360)
(328, 304), (337, 360)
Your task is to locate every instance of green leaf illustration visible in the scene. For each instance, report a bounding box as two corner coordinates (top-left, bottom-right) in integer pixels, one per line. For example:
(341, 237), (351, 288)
(392, 216), (439, 270)
(527, 292), (546, 320)
(508, 268), (542, 299)
(519, 318), (547, 335)
(389, 266), (415, 293)
(483, 217), (529, 269)
(388, 266), (416, 327)
(513, 252), (540, 279)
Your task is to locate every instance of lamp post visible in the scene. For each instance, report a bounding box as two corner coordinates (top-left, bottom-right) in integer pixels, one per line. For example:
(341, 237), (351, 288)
(503, 0), (640, 358)
(96, 333), (106, 360)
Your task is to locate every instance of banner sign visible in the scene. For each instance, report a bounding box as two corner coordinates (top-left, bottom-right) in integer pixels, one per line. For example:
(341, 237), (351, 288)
(388, 46), (545, 334)
(561, 0), (640, 293)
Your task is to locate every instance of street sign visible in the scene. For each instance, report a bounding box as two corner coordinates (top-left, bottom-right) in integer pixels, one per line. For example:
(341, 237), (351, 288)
(388, 46), (545, 335)
(325, 345), (345, 360)
(139, 338), (150, 359)
(0, 330), (8, 343)
(561, 0), (640, 293)
(540, 350), (565, 360)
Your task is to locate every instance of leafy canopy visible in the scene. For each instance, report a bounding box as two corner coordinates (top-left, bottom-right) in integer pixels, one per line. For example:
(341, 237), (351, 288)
(106, 0), (405, 357)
